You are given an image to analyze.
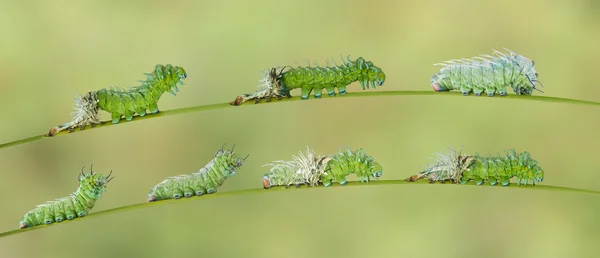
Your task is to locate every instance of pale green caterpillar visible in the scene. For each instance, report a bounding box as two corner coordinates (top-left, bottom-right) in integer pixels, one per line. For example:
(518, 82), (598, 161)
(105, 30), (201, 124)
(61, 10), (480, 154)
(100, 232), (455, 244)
(18, 165), (113, 229)
(47, 64), (187, 136)
(430, 48), (543, 96)
(230, 56), (386, 105)
(405, 147), (545, 186)
(262, 147), (383, 189)
(147, 144), (248, 202)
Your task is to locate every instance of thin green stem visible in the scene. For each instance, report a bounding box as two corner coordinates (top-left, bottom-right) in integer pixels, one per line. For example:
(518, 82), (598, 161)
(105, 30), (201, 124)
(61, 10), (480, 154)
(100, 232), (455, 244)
(2, 90), (599, 150)
(1, 179), (598, 239)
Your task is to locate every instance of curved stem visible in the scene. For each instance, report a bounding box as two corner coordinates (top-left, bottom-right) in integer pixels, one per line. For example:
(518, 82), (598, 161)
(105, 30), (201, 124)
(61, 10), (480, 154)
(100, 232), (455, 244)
(1, 179), (598, 239)
(2, 91), (600, 150)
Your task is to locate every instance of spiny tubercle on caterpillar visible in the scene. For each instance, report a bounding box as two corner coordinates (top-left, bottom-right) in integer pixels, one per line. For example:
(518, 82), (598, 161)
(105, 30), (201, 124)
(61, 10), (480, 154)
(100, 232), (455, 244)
(430, 48), (543, 97)
(47, 64), (187, 137)
(261, 146), (383, 189)
(230, 55), (386, 106)
(18, 165), (114, 229)
(405, 147), (544, 186)
(147, 144), (249, 202)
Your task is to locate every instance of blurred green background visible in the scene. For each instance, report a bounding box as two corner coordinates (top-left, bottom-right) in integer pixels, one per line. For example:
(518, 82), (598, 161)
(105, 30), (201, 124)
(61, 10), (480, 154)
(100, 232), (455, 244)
(1, 0), (599, 257)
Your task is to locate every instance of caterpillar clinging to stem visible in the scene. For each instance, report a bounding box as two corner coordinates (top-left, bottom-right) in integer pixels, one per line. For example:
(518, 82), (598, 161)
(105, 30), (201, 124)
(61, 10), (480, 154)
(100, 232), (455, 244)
(405, 147), (544, 186)
(47, 64), (187, 136)
(147, 144), (248, 202)
(230, 55), (386, 106)
(18, 165), (114, 229)
(262, 146), (383, 189)
(430, 48), (544, 96)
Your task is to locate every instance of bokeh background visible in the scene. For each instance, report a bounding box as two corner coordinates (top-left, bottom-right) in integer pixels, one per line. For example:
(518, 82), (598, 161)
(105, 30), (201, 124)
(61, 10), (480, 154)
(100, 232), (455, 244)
(1, 0), (599, 257)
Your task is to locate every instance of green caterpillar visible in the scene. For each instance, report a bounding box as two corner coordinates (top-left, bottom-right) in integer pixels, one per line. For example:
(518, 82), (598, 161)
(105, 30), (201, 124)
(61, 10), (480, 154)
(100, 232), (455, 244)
(262, 147), (383, 189)
(48, 64), (187, 136)
(430, 48), (543, 96)
(18, 165), (113, 229)
(230, 56), (386, 105)
(147, 144), (248, 202)
(405, 147), (545, 186)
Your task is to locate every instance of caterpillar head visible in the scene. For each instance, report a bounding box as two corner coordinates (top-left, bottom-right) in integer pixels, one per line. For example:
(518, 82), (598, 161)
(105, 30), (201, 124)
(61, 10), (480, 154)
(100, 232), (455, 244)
(370, 162), (383, 179)
(156, 64), (187, 81)
(357, 58), (386, 87)
(406, 147), (472, 183)
(216, 144), (249, 177)
(524, 157), (544, 183)
(499, 48), (543, 95)
(174, 66), (187, 80)
(368, 65), (386, 87)
(78, 165), (113, 200)
(533, 166), (544, 183)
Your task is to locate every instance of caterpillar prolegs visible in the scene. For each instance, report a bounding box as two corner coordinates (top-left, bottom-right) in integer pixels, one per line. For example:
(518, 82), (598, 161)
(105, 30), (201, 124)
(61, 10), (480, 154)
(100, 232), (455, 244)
(430, 48), (544, 96)
(47, 64), (187, 136)
(230, 56), (386, 106)
(147, 144), (248, 202)
(405, 147), (544, 186)
(18, 165), (114, 229)
(262, 147), (383, 189)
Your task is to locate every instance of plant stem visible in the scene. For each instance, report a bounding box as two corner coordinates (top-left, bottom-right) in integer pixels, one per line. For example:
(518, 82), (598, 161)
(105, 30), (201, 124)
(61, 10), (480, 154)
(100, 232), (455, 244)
(1, 179), (598, 239)
(2, 90), (599, 150)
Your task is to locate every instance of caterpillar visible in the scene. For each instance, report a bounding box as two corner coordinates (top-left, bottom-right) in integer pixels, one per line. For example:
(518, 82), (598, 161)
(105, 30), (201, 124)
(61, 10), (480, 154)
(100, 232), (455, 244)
(405, 147), (544, 186)
(430, 48), (544, 96)
(18, 165), (113, 229)
(47, 64), (187, 136)
(147, 144), (248, 202)
(230, 56), (386, 106)
(262, 146), (383, 189)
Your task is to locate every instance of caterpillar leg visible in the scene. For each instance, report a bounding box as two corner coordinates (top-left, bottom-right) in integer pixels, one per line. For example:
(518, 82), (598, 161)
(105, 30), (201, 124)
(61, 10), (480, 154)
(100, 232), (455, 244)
(206, 187), (217, 194)
(474, 178), (484, 185)
(124, 110), (134, 121)
(172, 189), (184, 199)
(335, 174), (348, 186)
(313, 85), (324, 99)
(66, 210), (76, 220)
(111, 112), (122, 124)
(484, 87), (496, 97)
(183, 187), (195, 198)
(135, 108), (147, 117)
(459, 85), (471, 96)
(196, 189), (206, 196)
(321, 173), (334, 187)
(300, 86), (312, 100)
(472, 88), (484, 96)
(43, 213), (55, 225)
(325, 85), (336, 97)
(149, 103), (159, 114)
(337, 84), (347, 95)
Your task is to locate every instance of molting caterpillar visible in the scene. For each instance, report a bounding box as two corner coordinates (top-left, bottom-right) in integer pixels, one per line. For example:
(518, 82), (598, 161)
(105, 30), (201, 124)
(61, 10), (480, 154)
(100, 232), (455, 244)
(230, 56), (386, 106)
(405, 147), (545, 186)
(18, 165), (113, 229)
(262, 146), (383, 189)
(147, 144), (248, 202)
(430, 48), (544, 96)
(262, 147), (331, 189)
(47, 64), (187, 136)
